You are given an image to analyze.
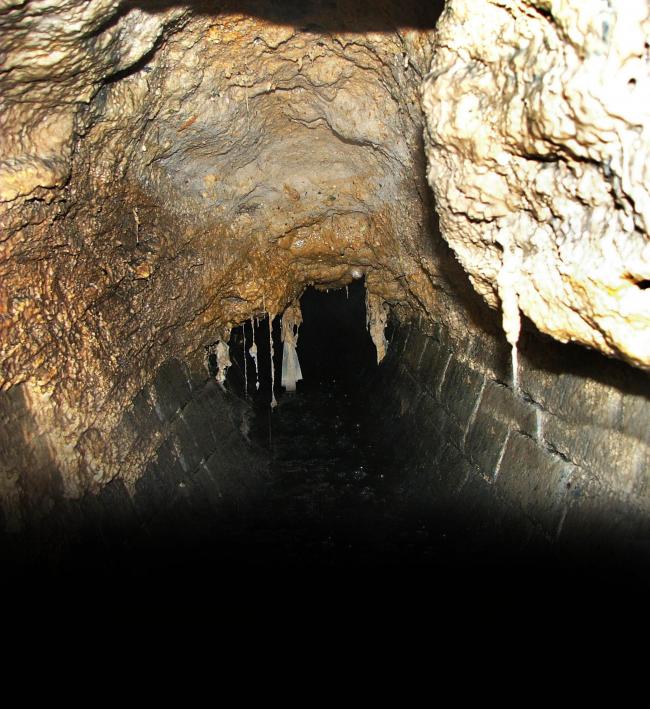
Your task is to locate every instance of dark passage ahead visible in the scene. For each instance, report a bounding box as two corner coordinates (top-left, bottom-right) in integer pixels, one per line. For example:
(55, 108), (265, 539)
(219, 281), (443, 566)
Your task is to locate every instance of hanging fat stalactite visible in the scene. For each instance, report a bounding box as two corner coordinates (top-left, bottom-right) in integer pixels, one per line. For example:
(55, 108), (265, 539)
(243, 324), (248, 397)
(496, 229), (523, 392)
(366, 290), (389, 364)
(281, 302), (303, 392)
(215, 340), (232, 390)
(248, 316), (259, 390)
(268, 313), (277, 409)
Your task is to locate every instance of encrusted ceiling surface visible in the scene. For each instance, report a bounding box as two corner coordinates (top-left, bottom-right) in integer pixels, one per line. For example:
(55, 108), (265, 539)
(423, 0), (650, 369)
(0, 1), (446, 493)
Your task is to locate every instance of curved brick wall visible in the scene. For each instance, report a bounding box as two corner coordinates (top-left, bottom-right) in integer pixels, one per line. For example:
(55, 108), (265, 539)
(373, 311), (650, 563)
(0, 359), (268, 569)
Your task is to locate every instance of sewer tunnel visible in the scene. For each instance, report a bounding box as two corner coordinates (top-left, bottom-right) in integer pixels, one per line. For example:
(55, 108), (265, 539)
(1, 0), (650, 583)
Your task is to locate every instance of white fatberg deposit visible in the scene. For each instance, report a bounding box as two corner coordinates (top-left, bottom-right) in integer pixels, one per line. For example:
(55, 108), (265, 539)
(422, 0), (650, 368)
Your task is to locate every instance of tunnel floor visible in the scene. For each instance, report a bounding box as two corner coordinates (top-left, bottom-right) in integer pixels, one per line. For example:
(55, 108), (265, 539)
(216, 380), (442, 567)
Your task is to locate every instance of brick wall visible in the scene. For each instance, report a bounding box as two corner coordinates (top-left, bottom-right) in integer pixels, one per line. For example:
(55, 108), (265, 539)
(0, 359), (268, 566)
(376, 315), (650, 560)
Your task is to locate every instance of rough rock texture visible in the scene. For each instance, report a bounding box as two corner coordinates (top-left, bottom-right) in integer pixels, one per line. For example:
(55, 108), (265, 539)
(0, 0), (186, 201)
(2, 0), (649, 542)
(423, 0), (650, 369)
(0, 0), (447, 521)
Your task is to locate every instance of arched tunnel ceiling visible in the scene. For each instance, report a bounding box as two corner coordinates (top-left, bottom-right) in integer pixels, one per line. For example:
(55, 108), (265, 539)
(1, 0), (649, 494)
(0, 0), (447, 491)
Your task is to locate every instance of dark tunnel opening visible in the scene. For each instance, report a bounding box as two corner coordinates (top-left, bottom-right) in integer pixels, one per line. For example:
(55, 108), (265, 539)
(224, 279), (377, 401)
(212, 280), (418, 568)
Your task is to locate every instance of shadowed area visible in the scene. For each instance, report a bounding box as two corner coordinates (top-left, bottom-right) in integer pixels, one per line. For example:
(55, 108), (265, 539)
(123, 0), (445, 31)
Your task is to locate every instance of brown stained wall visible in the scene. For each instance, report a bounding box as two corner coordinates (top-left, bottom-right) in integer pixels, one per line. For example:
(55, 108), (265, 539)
(0, 1), (444, 503)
